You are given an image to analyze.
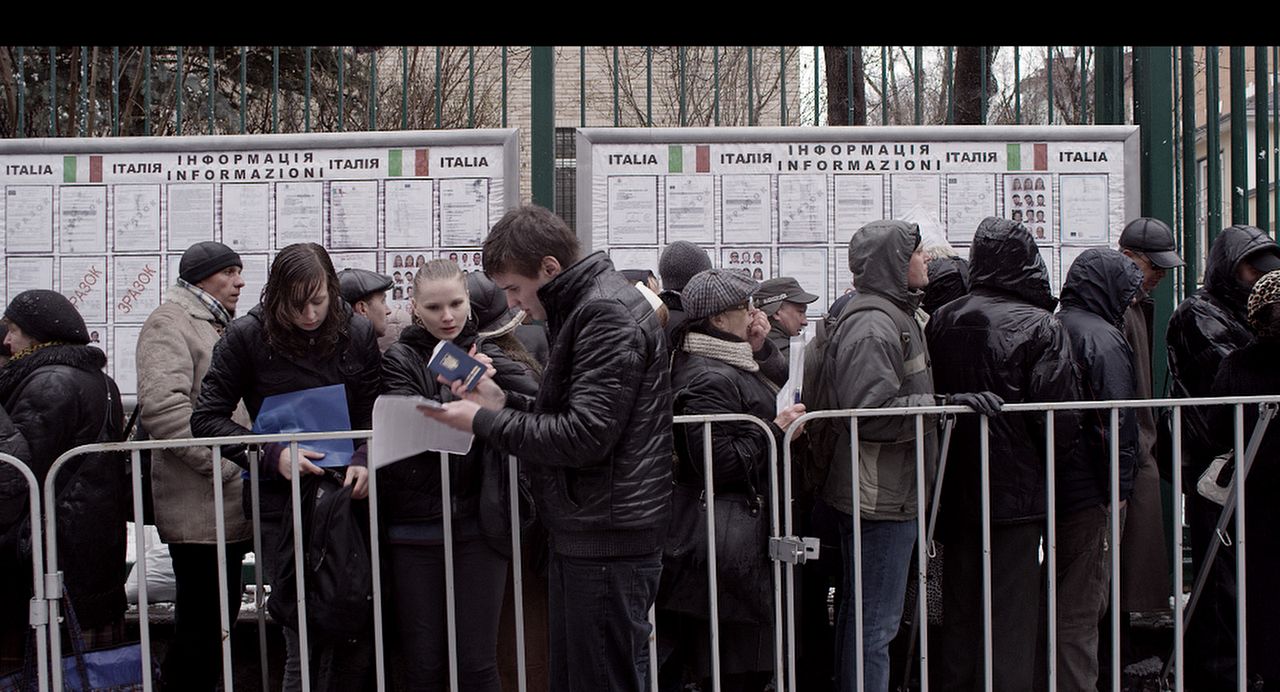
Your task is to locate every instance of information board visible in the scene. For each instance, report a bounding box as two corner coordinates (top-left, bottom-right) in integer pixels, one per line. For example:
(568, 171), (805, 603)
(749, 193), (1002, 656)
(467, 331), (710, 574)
(0, 130), (519, 395)
(577, 126), (1140, 316)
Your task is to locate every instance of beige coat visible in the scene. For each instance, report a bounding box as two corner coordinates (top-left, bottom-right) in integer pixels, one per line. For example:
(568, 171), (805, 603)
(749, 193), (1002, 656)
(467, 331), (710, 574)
(137, 285), (252, 544)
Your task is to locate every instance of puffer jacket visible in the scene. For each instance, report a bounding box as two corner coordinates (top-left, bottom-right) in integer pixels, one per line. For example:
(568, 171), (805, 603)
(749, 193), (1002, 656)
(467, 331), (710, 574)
(0, 344), (127, 629)
(379, 321), (539, 529)
(922, 255), (971, 316)
(1167, 224), (1278, 479)
(190, 303), (382, 522)
(1056, 249), (1143, 514)
(472, 251), (673, 558)
(926, 217), (1080, 528)
(821, 220), (937, 521)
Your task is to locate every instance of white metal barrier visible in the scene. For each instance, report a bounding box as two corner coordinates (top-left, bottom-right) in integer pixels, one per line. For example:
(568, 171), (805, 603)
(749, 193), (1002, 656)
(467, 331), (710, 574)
(16, 394), (1280, 691)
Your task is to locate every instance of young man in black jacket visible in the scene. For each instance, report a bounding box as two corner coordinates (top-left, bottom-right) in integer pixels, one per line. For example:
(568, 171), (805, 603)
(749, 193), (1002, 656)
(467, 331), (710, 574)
(420, 205), (673, 692)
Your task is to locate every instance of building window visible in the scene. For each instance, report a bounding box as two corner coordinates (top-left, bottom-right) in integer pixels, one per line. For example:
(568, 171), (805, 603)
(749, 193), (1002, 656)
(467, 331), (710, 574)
(555, 128), (576, 232)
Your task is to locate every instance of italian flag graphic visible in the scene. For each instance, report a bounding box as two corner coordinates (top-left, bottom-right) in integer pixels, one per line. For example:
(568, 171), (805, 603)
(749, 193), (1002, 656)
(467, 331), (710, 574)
(668, 145), (711, 173)
(1006, 143), (1048, 171)
(389, 149), (429, 177)
(63, 155), (103, 183)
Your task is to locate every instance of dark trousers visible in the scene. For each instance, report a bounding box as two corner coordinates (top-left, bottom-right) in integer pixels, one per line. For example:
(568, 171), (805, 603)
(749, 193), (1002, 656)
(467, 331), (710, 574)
(936, 521), (1044, 692)
(386, 538), (508, 692)
(161, 540), (251, 692)
(547, 551), (662, 692)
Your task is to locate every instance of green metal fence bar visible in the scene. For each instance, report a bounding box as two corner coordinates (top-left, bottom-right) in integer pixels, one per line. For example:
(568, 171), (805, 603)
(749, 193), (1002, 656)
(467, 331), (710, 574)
(207, 47), (215, 135)
(612, 46), (619, 127)
(78, 46), (88, 136)
(913, 46), (922, 125)
(530, 46), (554, 210)
(1230, 47), (1247, 225)
(1181, 46), (1199, 294)
(16, 46), (25, 137)
(980, 46), (988, 124)
(645, 46), (652, 126)
(370, 50), (379, 131)
(679, 47), (687, 127)
(177, 46), (185, 134)
(1207, 46), (1222, 242)
(747, 46), (755, 126)
(467, 46), (474, 129)
(238, 47), (246, 135)
(270, 46), (278, 134)
(1275, 46), (1279, 229)
(144, 47), (152, 136)
(579, 47), (585, 128)
(1014, 47), (1021, 124)
(813, 46), (820, 126)
(846, 46), (854, 125)
(112, 47), (120, 137)
(1134, 46), (1178, 397)
(48, 47), (55, 135)
(434, 47), (442, 129)
(875, 46), (885, 125)
(1173, 47), (1185, 300)
(714, 47), (720, 126)
(1256, 46), (1271, 232)
(1079, 46), (1087, 124)
(303, 47), (312, 133)
(946, 47), (954, 124)
(502, 47), (508, 129)
(780, 47), (787, 126)
(337, 47), (345, 132)
(400, 47), (408, 131)
(1048, 47), (1054, 125)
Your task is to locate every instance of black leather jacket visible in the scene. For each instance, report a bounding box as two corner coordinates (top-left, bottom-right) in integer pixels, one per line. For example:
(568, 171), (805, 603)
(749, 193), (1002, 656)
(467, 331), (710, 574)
(473, 252), (673, 558)
(0, 344), (126, 629)
(190, 303), (382, 520)
(926, 218), (1081, 527)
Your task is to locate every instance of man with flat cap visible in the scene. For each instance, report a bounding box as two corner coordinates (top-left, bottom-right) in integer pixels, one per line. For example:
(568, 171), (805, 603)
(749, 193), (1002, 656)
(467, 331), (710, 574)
(1107, 218), (1183, 673)
(136, 240), (251, 691)
(755, 276), (818, 362)
(337, 267), (395, 340)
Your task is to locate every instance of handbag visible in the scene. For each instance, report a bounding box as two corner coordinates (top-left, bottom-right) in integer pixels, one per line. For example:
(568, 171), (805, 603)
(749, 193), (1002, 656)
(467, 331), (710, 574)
(659, 476), (774, 626)
(1196, 451), (1234, 506)
(0, 587), (159, 692)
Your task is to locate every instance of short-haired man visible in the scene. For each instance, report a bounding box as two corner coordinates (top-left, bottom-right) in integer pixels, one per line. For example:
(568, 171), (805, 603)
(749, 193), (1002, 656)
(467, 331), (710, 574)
(421, 205), (672, 692)
(755, 276), (818, 362)
(136, 241), (251, 692)
(337, 267), (394, 339)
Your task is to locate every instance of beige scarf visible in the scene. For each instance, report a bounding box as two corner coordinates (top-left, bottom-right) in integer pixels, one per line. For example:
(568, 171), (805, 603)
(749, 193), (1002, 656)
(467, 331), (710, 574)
(683, 331), (780, 394)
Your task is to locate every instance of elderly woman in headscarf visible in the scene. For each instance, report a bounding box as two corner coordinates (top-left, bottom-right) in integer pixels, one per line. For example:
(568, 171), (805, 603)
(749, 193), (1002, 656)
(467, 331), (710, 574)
(1207, 269), (1280, 687)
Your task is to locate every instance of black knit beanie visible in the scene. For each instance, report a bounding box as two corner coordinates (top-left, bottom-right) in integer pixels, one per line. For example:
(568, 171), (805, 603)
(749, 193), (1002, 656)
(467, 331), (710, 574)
(179, 241), (243, 284)
(4, 289), (91, 345)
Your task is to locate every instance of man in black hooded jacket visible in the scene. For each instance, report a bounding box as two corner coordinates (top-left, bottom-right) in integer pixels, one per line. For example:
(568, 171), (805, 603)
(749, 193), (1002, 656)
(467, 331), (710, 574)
(1167, 223), (1280, 690)
(926, 218), (1080, 692)
(1052, 249), (1144, 691)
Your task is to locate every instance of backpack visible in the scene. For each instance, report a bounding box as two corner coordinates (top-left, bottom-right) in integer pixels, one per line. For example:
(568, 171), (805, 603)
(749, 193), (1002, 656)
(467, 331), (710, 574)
(267, 469), (373, 642)
(798, 292), (917, 494)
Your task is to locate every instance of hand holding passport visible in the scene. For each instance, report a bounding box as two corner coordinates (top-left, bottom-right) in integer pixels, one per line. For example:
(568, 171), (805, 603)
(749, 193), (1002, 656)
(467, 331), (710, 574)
(428, 340), (488, 392)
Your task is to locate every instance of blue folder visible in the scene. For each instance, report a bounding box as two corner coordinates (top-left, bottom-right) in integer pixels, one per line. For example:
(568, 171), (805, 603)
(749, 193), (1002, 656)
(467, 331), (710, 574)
(252, 383), (355, 468)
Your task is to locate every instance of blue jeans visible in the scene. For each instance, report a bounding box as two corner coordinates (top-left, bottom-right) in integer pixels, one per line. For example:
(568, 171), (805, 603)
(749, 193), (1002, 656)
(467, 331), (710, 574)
(547, 551), (662, 692)
(834, 515), (917, 692)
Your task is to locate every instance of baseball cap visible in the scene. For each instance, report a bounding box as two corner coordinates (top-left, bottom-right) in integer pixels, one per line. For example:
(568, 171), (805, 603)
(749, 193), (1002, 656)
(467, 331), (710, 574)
(754, 276), (819, 315)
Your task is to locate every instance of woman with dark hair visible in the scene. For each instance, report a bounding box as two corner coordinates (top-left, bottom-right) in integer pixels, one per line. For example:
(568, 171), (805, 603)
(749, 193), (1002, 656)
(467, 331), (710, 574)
(658, 269), (805, 692)
(192, 242), (381, 692)
(379, 259), (539, 692)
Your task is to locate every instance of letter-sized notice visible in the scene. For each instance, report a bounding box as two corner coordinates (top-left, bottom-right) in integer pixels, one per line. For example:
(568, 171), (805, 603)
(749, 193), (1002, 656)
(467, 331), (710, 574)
(329, 180), (379, 248)
(607, 176), (659, 245)
(275, 181), (323, 246)
(385, 179), (434, 248)
(664, 175), (715, 244)
(167, 183), (215, 250)
(113, 184), (162, 251)
(221, 183), (270, 251)
(371, 395), (474, 469)
(59, 185), (108, 253)
(721, 174), (772, 244)
(6, 185), (54, 252)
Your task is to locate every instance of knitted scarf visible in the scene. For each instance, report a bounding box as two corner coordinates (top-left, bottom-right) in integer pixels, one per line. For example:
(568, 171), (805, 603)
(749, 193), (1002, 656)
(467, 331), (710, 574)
(683, 331), (780, 394)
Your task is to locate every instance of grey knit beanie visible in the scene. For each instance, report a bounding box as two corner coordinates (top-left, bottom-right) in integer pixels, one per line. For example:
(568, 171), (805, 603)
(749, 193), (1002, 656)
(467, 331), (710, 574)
(659, 241), (712, 292)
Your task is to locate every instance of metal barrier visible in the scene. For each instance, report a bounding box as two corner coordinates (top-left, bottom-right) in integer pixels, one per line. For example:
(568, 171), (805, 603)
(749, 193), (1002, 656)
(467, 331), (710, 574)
(19, 393), (1280, 691)
(1, 452), (48, 692)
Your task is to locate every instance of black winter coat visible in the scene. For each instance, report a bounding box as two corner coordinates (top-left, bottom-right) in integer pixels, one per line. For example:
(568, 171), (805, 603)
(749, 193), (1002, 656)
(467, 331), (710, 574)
(922, 255), (971, 316)
(472, 252), (673, 558)
(191, 303), (382, 521)
(1056, 249), (1143, 515)
(0, 344), (127, 629)
(926, 218), (1081, 528)
(1167, 225), (1278, 478)
(378, 322), (539, 531)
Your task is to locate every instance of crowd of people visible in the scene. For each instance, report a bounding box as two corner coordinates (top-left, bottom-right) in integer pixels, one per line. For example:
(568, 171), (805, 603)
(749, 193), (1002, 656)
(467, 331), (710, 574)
(0, 205), (1277, 692)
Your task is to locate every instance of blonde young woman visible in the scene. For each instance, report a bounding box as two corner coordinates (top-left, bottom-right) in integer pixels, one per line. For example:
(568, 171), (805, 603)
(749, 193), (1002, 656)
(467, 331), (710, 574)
(379, 259), (538, 692)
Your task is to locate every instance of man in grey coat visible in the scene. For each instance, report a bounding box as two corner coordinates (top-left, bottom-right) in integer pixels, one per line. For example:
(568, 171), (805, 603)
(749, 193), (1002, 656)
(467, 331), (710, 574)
(137, 241), (252, 692)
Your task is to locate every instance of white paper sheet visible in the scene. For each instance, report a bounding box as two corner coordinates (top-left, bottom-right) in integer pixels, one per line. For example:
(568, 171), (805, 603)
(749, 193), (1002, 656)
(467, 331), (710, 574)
(371, 394), (475, 469)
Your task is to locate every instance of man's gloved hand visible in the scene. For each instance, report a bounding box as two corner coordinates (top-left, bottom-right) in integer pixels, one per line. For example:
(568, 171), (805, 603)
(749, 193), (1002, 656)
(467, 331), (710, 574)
(948, 391), (1004, 417)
